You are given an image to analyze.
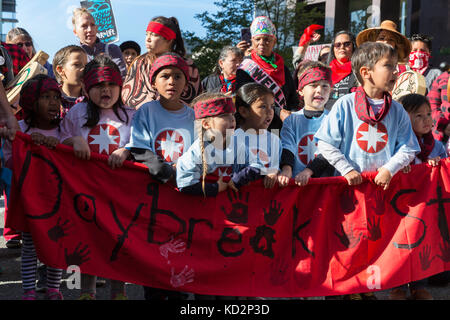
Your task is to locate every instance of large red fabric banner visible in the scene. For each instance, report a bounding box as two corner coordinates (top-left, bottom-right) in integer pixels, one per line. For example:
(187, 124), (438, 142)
(7, 132), (450, 297)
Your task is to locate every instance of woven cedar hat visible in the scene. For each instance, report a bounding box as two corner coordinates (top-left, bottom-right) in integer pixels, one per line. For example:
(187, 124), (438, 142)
(356, 20), (411, 62)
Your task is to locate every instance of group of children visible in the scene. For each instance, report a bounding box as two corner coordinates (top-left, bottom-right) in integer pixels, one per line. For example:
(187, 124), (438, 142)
(3, 24), (448, 301)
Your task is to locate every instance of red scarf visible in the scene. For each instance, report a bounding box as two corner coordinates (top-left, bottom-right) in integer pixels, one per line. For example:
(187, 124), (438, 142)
(330, 58), (352, 86)
(416, 132), (435, 163)
(354, 86), (392, 126)
(251, 50), (285, 87)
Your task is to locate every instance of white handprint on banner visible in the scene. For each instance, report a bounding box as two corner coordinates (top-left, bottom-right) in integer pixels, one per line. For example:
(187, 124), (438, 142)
(170, 265), (195, 288)
(159, 238), (186, 260)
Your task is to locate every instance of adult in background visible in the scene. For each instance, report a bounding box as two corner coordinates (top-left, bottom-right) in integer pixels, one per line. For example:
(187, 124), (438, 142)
(408, 34), (442, 93)
(122, 16), (201, 109)
(236, 16), (299, 131)
(6, 27), (54, 79)
(1, 40), (30, 77)
(119, 40), (141, 70)
(201, 45), (243, 94)
(325, 30), (358, 110)
(72, 8), (127, 78)
(356, 20), (411, 74)
(428, 69), (450, 141)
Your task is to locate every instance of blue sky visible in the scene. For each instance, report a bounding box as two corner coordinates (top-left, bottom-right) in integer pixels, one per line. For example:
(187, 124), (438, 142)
(15, 0), (217, 61)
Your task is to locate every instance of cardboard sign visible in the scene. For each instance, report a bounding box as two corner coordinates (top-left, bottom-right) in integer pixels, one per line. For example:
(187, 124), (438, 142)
(292, 44), (330, 62)
(80, 0), (119, 44)
(6, 51), (49, 110)
(392, 70), (427, 101)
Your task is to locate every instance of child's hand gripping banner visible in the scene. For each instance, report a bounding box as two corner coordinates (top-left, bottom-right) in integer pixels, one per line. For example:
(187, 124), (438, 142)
(7, 132), (450, 297)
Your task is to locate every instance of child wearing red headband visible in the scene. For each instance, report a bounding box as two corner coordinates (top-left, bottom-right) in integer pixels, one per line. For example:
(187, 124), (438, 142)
(122, 16), (201, 109)
(60, 55), (135, 300)
(176, 92), (237, 197)
(279, 61), (334, 187)
(3, 74), (64, 300)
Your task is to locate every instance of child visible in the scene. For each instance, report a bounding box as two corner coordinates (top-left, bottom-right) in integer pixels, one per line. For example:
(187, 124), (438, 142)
(388, 93), (446, 300)
(278, 61), (334, 187)
(125, 52), (195, 300)
(437, 116), (450, 155)
(119, 40), (141, 69)
(3, 74), (64, 300)
(314, 42), (421, 300)
(60, 55), (135, 300)
(176, 93), (237, 197)
(52, 45), (87, 117)
(233, 83), (282, 190)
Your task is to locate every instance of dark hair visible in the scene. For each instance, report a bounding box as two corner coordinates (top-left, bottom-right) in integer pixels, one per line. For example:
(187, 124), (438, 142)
(351, 42), (397, 84)
(151, 16), (186, 57)
(82, 55), (129, 128)
(21, 74), (61, 132)
(213, 45), (244, 75)
(235, 83), (274, 127)
(410, 34), (432, 51)
(120, 41), (141, 56)
(327, 30), (356, 65)
(398, 93), (431, 114)
(52, 45), (86, 84)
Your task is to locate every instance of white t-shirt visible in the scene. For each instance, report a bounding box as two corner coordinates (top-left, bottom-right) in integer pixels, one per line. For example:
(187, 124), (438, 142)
(60, 102), (136, 155)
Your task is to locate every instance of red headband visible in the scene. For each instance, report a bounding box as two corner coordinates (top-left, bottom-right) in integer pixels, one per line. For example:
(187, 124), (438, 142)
(146, 21), (176, 40)
(149, 53), (190, 83)
(298, 66), (332, 90)
(83, 66), (123, 93)
(19, 77), (61, 114)
(194, 97), (236, 119)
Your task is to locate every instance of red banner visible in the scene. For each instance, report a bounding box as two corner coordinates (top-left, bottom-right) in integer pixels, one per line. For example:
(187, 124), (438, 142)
(7, 132), (450, 297)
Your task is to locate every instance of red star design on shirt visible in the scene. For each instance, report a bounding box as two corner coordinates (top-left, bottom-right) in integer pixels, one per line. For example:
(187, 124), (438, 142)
(154, 129), (185, 163)
(297, 134), (317, 166)
(356, 122), (388, 154)
(87, 124), (121, 155)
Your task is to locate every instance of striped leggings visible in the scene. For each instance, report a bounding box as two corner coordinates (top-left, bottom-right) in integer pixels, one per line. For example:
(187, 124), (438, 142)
(21, 232), (63, 291)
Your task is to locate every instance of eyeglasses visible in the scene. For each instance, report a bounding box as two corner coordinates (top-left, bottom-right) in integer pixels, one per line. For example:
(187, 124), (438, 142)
(16, 42), (33, 48)
(333, 41), (352, 49)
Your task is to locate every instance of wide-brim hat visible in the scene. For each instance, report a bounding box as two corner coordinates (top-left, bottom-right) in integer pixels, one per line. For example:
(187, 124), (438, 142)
(356, 20), (411, 62)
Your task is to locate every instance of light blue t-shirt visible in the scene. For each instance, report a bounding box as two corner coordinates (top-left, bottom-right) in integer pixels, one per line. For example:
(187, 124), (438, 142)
(126, 100), (195, 164)
(233, 128), (282, 175)
(280, 109), (329, 176)
(315, 93), (420, 173)
(176, 139), (237, 188)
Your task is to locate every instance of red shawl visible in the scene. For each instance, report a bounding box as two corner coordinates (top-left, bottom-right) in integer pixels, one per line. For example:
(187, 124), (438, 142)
(251, 50), (285, 87)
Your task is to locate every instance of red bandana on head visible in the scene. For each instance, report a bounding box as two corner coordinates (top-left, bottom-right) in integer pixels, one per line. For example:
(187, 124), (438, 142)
(149, 53), (190, 83)
(19, 77), (61, 115)
(194, 97), (235, 119)
(146, 21), (176, 41)
(83, 67), (123, 93)
(297, 66), (332, 90)
(354, 86), (392, 126)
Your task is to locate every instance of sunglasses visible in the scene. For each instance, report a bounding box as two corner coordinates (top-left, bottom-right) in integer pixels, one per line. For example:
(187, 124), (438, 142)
(333, 41), (352, 49)
(16, 42), (33, 48)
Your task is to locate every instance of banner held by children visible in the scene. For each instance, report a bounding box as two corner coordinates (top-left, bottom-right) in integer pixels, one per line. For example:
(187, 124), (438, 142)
(80, 0), (119, 44)
(7, 132), (450, 297)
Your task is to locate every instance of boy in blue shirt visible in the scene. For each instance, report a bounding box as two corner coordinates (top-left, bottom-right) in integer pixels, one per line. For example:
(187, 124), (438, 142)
(314, 42), (420, 300)
(315, 42), (420, 191)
